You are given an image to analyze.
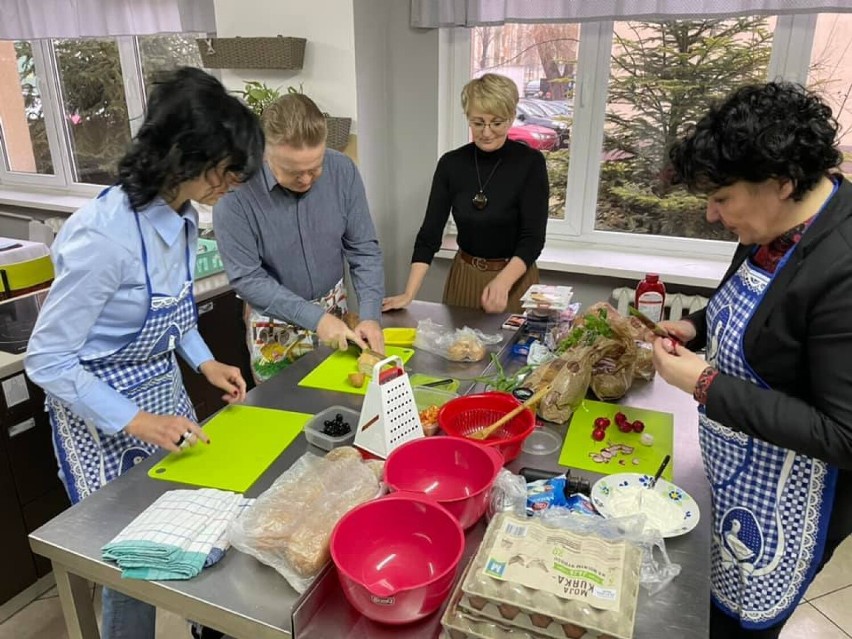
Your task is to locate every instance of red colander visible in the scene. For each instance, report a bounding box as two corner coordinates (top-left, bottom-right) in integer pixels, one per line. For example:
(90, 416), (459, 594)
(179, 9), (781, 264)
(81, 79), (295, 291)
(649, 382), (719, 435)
(438, 392), (536, 462)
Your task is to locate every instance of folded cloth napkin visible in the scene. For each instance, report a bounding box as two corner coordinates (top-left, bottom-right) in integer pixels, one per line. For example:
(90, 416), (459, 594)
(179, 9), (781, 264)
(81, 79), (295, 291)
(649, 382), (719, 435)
(102, 488), (253, 580)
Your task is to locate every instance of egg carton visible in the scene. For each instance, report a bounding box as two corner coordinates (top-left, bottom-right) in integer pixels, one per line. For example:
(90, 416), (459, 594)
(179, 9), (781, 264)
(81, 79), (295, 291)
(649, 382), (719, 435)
(443, 563), (561, 639)
(459, 514), (641, 639)
(441, 571), (596, 639)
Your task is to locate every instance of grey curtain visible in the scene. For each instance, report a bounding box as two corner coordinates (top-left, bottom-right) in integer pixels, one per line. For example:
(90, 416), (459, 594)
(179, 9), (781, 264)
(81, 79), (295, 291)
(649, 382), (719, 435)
(0, 0), (215, 40)
(411, 0), (852, 27)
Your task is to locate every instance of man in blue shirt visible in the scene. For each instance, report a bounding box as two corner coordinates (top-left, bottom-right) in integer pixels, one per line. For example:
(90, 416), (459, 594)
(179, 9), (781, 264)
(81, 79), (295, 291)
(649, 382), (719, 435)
(213, 93), (385, 382)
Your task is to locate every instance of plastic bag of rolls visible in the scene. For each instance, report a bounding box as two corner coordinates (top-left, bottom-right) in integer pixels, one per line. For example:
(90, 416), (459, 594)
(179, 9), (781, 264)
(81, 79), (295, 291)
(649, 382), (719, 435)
(228, 447), (383, 593)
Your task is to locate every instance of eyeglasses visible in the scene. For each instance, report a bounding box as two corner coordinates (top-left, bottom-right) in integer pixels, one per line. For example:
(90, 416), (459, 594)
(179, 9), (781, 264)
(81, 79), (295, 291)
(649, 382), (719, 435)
(468, 119), (509, 132)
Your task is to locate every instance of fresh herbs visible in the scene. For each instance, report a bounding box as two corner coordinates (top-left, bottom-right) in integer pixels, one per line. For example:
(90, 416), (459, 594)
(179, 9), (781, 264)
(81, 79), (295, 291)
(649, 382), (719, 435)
(475, 353), (532, 392)
(556, 308), (613, 353)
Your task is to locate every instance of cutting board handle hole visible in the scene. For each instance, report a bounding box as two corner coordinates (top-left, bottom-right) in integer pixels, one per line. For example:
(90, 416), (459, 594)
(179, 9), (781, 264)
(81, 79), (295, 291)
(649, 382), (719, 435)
(155, 468), (166, 474)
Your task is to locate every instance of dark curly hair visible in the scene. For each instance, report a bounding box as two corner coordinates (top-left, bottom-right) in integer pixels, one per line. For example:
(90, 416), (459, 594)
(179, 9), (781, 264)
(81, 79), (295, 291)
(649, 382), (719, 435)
(668, 82), (842, 201)
(117, 67), (264, 210)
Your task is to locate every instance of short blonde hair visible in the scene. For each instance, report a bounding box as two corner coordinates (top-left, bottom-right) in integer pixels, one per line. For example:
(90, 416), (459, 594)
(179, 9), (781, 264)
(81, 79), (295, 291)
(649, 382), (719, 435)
(262, 93), (327, 148)
(461, 74), (518, 120)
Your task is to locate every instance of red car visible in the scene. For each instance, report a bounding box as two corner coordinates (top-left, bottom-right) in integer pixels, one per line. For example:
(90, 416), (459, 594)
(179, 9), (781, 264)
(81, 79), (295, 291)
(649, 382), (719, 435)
(508, 119), (559, 151)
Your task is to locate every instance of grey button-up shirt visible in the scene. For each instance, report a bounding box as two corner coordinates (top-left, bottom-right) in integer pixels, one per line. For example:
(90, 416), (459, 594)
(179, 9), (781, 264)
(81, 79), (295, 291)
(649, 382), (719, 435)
(212, 150), (384, 330)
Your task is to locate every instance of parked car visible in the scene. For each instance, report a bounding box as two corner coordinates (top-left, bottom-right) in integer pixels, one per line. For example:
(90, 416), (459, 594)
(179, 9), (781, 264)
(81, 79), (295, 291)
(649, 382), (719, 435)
(508, 120), (559, 151)
(517, 99), (570, 147)
(524, 79), (542, 98)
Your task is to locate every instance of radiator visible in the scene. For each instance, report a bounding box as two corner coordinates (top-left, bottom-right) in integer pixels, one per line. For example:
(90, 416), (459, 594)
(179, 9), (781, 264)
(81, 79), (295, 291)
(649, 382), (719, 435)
(610, 287), (709, 322)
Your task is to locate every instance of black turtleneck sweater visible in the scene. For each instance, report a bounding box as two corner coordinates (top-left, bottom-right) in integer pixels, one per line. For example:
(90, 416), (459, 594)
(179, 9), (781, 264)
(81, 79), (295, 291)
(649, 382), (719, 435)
(411, 140), (549, 266)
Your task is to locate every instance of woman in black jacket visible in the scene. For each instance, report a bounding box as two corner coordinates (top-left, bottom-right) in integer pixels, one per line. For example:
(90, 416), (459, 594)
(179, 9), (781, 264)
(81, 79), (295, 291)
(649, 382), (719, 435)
(654, 82), (851, 639)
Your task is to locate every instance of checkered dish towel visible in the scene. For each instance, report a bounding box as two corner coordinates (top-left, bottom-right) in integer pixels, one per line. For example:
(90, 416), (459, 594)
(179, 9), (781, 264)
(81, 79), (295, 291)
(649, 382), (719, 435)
(102, 488), (253, 580)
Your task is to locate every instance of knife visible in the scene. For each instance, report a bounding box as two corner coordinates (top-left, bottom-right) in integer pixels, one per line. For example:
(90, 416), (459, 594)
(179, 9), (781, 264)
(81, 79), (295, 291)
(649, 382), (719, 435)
(419, 378), (455, 388)
(628, 306), (679, 343)
(346, 338), (386, 360)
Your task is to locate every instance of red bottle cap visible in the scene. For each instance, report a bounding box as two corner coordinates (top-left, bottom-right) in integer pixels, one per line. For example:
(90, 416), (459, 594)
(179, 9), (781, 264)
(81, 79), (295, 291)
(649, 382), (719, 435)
(645, 273), (659, 283)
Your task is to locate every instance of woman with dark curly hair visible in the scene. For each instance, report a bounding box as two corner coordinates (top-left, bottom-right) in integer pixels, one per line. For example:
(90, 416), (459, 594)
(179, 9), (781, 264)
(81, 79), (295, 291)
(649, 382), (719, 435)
(25, 67), (263, 639)
(653, 81), (851, 638)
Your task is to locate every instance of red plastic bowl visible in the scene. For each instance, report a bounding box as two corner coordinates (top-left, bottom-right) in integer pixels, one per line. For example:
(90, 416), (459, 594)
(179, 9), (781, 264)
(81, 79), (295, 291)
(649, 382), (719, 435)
(385, 437), (503, 529)
(438, 392), (536, 462)
(330, 493), (465, 624)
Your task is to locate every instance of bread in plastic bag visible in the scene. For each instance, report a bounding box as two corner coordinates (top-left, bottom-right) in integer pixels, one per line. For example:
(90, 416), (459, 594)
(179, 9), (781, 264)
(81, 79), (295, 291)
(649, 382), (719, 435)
(414, 318), (503, 362)
(228, 449), (379, 593)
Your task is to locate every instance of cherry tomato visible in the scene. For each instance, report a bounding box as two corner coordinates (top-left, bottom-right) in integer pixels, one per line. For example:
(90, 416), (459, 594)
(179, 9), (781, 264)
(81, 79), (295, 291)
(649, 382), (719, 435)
(632, 420), (645, 433)
(614, 411), (628, 424)
(591, 428), (606, 441)
(594, 417), (611, 429)
(618, 422), (634, 433)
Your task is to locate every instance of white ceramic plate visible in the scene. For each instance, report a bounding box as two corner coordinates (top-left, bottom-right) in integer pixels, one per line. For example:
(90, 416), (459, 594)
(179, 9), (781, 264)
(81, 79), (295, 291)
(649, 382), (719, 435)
(591, 472), (700, 538)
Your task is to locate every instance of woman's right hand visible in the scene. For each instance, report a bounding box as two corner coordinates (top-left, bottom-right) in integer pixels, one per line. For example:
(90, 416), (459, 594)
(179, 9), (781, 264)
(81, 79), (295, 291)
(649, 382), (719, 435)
(382, 293), (413, 312)
(124, 411), (209, 453)
(657, 319), (697, 344)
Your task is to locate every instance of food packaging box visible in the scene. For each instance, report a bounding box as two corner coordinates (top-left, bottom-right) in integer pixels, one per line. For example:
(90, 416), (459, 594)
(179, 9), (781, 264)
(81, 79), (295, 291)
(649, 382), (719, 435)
(459, 514), (641, 639)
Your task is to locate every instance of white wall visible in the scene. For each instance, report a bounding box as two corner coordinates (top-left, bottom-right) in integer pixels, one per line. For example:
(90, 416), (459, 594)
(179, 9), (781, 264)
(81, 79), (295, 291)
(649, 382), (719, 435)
(213, 0), (358, 125)
(353, 1), (440, 295)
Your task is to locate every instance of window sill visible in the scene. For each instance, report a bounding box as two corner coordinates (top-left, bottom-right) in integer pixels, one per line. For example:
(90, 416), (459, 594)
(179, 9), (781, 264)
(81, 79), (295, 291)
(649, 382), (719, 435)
(0, 187), (94, 214)
(435, 235), (731, 289)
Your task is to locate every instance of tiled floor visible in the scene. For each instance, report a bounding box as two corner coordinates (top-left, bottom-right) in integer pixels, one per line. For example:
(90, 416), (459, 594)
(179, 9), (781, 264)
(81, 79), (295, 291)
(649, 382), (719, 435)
(1, 537), (851, 638)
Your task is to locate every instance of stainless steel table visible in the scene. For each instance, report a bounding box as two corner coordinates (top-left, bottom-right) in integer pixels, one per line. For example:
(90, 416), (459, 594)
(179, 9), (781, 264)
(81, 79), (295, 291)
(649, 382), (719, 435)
(29, 301), (710, 638)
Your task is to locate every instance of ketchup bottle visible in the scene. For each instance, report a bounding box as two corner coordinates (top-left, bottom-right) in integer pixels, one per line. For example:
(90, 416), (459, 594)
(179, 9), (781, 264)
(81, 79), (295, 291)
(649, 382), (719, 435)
(636, 274), (666, 323)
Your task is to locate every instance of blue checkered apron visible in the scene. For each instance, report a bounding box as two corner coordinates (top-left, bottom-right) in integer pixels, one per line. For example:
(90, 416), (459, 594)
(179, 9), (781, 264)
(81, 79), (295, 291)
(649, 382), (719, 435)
(700, 250), (838, 628)
(47, 206), (198, 504)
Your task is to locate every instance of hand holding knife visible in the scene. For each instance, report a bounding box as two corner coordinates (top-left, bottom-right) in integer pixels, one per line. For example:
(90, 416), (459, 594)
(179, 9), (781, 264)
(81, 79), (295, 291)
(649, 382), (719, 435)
(628, 307), (683, 346)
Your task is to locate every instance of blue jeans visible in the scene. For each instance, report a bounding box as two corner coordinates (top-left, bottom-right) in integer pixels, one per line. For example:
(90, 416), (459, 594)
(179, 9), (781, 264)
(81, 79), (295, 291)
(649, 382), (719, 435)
(101, 587), (156, 639)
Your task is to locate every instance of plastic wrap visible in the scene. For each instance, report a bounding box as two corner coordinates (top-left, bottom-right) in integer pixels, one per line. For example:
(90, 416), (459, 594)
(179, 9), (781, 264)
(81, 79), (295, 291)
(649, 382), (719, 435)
(487, 469), (528, 521)
(228, 448), (380, 593)
(632, 342), (655, 381)
(414, 318), (503, 362)
(539, 510), (681, 596)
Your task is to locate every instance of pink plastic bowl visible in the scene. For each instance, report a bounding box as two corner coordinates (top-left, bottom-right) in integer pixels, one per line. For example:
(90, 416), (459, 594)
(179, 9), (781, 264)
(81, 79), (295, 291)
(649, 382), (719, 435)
(384, 436), (503, 529)
(330, 493), (465, 624)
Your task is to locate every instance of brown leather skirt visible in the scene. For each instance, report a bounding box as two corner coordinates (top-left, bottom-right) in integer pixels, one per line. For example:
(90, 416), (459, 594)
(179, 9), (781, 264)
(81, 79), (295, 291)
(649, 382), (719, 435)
(442, 252), (539, 313)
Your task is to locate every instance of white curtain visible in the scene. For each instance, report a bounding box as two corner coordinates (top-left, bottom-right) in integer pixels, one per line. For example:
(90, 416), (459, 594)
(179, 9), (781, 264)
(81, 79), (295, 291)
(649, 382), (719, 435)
(0, 0), (215, 40)
(411, 0), (852, 27)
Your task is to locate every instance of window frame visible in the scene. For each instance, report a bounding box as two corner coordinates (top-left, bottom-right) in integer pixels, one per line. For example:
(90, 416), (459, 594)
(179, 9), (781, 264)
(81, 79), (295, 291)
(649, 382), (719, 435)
(441, 14), (819, 259)
(0, 34), (197, 197)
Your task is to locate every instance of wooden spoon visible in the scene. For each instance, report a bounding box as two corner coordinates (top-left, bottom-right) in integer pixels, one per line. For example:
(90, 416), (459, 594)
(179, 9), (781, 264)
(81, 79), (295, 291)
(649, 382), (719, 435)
(467, 384), (552, 441)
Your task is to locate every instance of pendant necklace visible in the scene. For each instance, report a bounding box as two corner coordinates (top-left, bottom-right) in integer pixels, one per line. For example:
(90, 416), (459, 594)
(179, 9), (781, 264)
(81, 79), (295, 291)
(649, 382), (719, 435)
(473, 149), (502, 210)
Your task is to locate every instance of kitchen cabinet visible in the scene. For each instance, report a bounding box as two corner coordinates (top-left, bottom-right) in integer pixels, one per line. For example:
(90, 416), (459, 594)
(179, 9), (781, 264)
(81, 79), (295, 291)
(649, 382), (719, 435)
(179, 290), (255, 422)
(0, 371), (70, 602)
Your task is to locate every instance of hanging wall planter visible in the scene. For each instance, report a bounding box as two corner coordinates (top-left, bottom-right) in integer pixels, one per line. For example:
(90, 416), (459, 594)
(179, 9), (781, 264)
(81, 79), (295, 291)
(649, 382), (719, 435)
(196, 36), (307, 70)
(325, 116), (352, 151)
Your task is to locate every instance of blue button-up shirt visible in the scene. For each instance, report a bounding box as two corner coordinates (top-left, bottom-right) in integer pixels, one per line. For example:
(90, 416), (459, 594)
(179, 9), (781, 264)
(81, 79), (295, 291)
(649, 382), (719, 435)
(26, 187), (214, 434)
(213, 150), (384, 330)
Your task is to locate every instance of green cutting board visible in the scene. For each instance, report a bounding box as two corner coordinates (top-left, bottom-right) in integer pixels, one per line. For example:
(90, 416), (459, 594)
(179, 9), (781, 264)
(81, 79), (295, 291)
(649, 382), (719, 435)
(558, 400), (674, 481)
(148, 405), (311, 493)
(298, 346), (415, 395)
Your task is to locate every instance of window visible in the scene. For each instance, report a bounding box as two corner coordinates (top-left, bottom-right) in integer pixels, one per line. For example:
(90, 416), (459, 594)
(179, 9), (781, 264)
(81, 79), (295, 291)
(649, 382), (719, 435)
(54, 38), (132, 185)
(0, 34), (203, 192)
(807, 13), (852, 176)
(449, 13), (831, 257)
(0, 41), (53, 175)
(138, 34), (203, 97)
(597, 18), (774, 242)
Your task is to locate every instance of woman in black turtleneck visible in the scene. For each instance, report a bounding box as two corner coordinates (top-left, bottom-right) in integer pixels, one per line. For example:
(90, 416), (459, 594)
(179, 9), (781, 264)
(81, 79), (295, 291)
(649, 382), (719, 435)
(383, 73), (549, 314)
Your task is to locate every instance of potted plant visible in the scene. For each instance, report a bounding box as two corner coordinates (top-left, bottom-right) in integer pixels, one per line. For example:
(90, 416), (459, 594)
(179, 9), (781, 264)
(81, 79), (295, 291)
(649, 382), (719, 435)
(237, 81), (352, 150)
